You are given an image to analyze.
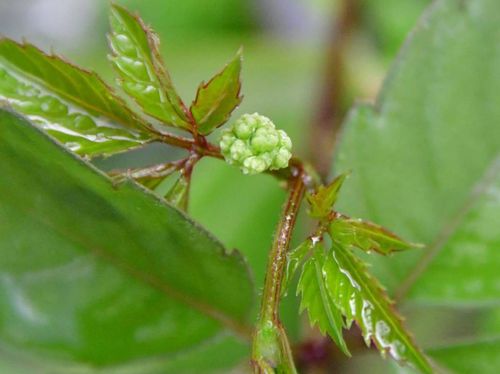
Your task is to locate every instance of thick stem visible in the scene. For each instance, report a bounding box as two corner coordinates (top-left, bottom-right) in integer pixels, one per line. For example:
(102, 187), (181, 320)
(252, 167), (306, 373)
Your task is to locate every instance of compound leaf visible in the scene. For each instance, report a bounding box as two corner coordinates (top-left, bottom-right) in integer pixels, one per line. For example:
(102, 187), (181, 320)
(109, 4), (191, 131)
(0, 39), (151, 157)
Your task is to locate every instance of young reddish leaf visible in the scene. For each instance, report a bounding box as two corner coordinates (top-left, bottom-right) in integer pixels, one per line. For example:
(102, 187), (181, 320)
(330, 216), (422, 255)
(297, 244), (350, 356)
(190, 52), (242, 135)
(322, 241), (433, 373)
(0, 39), (152, 157)
(307, 173), (348, 219)
(109, 4), (191, 131)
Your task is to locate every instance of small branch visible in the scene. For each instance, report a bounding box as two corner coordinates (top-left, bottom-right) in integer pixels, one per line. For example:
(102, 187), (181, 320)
(251, 166), (307, 372)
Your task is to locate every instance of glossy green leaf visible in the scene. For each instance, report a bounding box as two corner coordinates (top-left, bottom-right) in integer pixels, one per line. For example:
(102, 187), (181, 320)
(297, 245), (349, 355)
(329, 216), (419, 255)
(334, 0), (500, 303)
(109, 4), (191, 130)
(164, 172), (190, 211)
(190, 52), (242, 135)
(428, 338), (500, 374)
(323, 242), (432, 373)
(0, 107), (254, 369)
(307, 173), (348, 219)
(0, 39), (151, 157)
(282, 238), (315, 296)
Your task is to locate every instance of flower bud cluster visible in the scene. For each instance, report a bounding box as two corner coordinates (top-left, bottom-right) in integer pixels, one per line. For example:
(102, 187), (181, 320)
(219, 113), (292, 175)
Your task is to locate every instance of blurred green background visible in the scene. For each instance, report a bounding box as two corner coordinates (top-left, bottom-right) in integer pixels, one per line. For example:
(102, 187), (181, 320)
(0, 0), (444, 372)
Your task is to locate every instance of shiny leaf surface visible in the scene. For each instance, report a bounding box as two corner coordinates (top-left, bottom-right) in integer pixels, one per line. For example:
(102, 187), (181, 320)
(334, 0), (500, 303)
(323, 242), (432, 372)
(297, 245), (349, 355)
(307, 173), (348, 219)
(190, 52), (242, 135)
(0, 108), (254, 368)
(329, 216), (419, 255)
(109, 4), (191, 130)
(0, 39), (151, 157)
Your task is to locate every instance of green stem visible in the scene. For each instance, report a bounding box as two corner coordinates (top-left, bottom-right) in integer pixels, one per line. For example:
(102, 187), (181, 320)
(251, 167), (306, 373)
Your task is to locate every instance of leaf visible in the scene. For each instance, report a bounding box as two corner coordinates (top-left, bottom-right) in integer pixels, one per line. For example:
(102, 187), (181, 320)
(329, 216), (420, 255)
(281, 238), (315, 296)
(109, 4), (191, 130)
(307, 173), (348, 219)
(334, 0), (500, 303)
(322, 241), (432, 373)
(0, 39), (152, 158)
(0, 107), (254, 368)
(297, 244), (350, 355)
(190, 51), (242, 135)
(164, 172), (190, 211)
(427, 337), (500, 374)
(408, 160), (500, 305)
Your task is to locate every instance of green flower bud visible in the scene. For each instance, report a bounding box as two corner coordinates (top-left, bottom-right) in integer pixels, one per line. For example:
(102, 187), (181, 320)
(219, 113), (292, 175)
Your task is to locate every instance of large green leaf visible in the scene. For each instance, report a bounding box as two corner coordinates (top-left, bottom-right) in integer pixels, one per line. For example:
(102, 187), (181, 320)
(0, 39), (151, 158)
(323, 242), (432, 373)
(190, 52), (242, 135)
(408, 162), (500, 305)
(334, 0), (500, 304)
(0, 108), (254, 369)
(109, 4), (191, 131)
(428, 338), (500, 374)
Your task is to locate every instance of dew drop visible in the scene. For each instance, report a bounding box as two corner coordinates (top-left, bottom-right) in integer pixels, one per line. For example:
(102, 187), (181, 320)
(40, 97), (68, 116)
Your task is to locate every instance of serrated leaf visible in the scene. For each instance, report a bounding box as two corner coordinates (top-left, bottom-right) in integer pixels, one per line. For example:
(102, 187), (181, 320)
(334, 0), (500, 304)
(165, 172), (190, 211)
(322, 241), (432, 373)
(281, 238), (315, 296)
(190, 52), (242, 135)
(307, 173), (348, 219)
(297, 245), (350, 355)
(0, 39), (152, 157)
(329, 216), (420, 255)
(0, 107), (254, 368)
(109, 4), (191, 130)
